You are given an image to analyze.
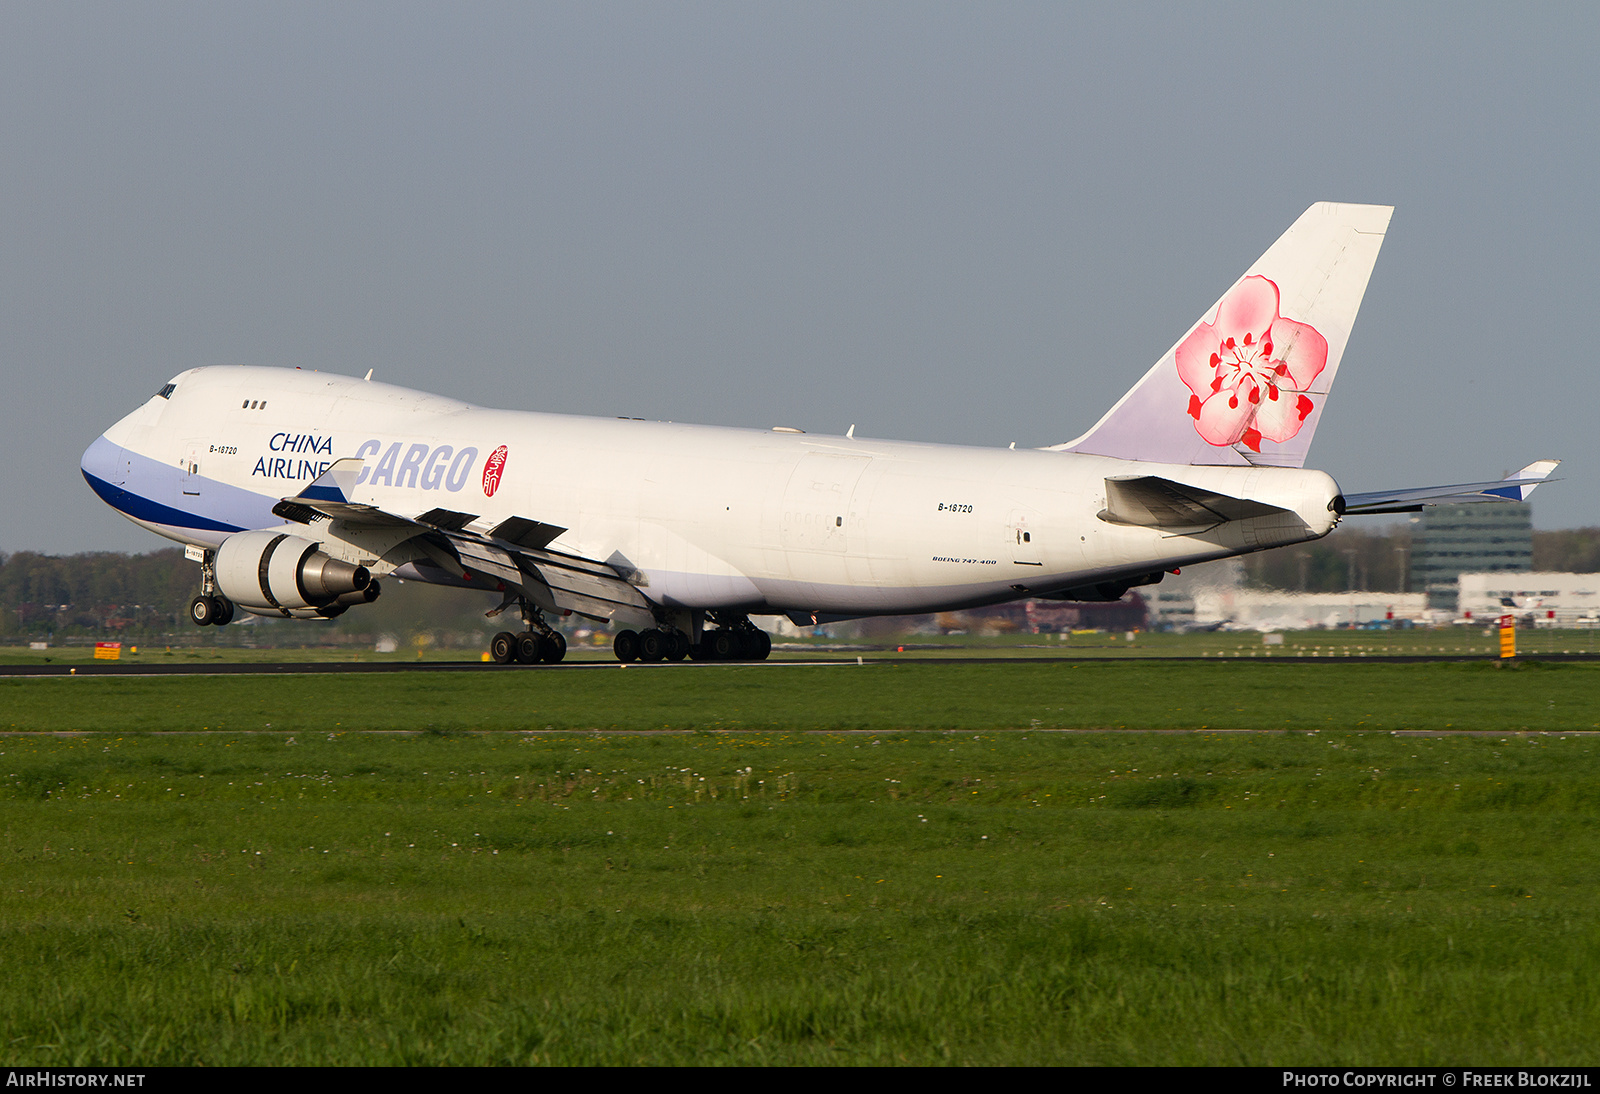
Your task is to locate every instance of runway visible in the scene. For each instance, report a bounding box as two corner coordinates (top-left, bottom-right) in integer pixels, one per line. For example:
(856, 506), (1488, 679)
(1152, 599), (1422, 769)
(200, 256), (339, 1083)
(4, 652), (1599, 677)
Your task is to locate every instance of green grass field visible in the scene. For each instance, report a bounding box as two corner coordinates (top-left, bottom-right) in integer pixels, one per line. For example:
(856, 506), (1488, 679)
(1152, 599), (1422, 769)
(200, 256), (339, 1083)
(3, 661), (1599, 1064)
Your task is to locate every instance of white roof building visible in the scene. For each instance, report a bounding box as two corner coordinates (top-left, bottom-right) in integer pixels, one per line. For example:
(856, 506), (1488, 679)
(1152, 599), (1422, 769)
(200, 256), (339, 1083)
(1190, 589), (1427, 631)
(1457, 572), (1600, 624)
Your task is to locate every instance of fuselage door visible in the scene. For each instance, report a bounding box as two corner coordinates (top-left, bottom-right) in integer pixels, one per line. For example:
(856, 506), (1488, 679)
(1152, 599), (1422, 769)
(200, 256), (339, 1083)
(180, 442), (204, 497)
(1008, 508), (1043, 567)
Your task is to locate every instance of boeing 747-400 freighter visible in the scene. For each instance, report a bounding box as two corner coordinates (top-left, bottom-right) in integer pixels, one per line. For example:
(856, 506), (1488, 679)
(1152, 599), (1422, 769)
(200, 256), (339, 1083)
(81, 202), (1558, 662)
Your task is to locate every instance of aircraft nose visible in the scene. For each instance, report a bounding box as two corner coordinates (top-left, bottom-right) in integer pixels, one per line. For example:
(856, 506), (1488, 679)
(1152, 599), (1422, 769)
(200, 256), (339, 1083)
(81, 434), (128, 488)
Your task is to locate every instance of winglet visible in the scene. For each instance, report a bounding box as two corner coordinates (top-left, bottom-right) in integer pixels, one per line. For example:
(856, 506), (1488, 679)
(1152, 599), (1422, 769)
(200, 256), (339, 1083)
(1480, 460), (1560, 501)
(295, 458), (365, 503)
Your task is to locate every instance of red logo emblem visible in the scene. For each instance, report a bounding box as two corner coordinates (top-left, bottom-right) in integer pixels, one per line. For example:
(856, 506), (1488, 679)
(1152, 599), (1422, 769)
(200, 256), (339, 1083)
(482, 445), (508, 497)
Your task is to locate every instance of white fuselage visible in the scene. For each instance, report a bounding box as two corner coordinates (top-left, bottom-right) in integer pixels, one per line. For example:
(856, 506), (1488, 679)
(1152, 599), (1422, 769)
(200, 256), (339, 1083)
(84, 365), (1342, 620)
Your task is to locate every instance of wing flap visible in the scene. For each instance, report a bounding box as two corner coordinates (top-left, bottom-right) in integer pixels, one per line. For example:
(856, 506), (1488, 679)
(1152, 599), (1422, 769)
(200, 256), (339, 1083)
(514, 546), (655, 626)
(271, 487), (655, 628)
(415, 508), (481, 532)
(451, 538), (526, 588)
(447, 534), (653, 627)
(271, 498), (417, 527)
(489, 516), (568, 551)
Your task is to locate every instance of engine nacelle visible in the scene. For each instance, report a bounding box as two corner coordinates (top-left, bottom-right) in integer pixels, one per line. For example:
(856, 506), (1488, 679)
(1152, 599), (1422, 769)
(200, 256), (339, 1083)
(215, 530), (371, 615)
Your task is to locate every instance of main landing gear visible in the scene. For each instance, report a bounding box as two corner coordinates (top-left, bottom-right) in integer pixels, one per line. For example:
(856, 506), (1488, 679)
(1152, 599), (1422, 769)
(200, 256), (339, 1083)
(188, 550), (235, 627)
(613, 614), (771, 663)
(486, 594), (568, 665)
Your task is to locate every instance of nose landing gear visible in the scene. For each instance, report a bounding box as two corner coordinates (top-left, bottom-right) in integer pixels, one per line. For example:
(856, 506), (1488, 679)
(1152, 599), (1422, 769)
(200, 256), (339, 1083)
(187, 550), (234, 627)
(188, 594), (234, 627)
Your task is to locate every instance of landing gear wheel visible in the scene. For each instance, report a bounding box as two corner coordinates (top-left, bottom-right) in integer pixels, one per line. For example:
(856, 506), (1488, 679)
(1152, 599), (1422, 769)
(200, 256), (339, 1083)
(639, 628), (668, 662)
(189, 595), (220, 627)
(538, 632), (567, 663)
(511, 631), (539, 663)
(490, 631), (517, 664)
(749, 630), (771, 661)
(212, 597), (235, 627)
(688, 639), (710, 662)
(613, 630), (641, 663)
(666, 631), (689, 661)
(710, 629), (742, 660)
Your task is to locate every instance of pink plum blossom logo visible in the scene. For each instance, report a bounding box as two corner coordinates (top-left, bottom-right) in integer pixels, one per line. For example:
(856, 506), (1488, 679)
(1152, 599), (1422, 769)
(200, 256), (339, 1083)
(1176, 275), (1329, 452)
(482, 445), (508, 497)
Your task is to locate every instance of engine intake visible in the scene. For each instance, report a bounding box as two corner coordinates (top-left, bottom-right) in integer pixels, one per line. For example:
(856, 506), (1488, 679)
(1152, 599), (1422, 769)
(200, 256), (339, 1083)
(215, 530), (371, 614)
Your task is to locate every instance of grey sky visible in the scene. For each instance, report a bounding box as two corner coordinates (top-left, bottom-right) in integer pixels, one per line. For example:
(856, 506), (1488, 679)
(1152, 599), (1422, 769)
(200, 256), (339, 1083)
(3, 2), (1595, 553)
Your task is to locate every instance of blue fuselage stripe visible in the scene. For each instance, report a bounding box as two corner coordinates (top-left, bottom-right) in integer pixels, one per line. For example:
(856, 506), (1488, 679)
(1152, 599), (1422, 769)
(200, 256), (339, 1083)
(81, 469), (247, 534)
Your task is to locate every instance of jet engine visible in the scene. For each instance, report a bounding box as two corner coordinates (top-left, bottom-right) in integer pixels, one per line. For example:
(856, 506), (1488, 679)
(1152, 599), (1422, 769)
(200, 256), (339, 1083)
(214, 530), (374, 617)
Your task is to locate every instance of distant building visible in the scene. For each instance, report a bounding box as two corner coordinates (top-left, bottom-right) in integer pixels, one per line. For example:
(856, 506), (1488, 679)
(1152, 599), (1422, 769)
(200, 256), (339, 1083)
(1021, 593), (1148, 632)
(1148, 588), (1197, 629)
(1191, 589), (1426, 630)
(1409, 502), (1532, 612)
(1147, 558), (1238, 629)
(1457, 572), (1600, 625)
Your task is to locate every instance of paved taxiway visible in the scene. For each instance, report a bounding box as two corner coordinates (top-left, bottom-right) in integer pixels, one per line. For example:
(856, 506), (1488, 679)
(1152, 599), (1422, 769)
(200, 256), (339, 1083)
(4, 653), (1599, 677)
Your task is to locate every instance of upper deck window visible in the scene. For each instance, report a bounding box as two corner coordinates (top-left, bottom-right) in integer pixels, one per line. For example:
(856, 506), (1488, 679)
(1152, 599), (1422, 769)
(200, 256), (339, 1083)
(156, 383), (176, 399)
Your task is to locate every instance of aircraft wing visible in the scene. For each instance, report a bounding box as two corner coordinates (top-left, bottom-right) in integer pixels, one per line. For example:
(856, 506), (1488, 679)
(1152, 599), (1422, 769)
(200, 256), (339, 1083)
(270, 459), (656, 628)
(1340, 459), (1560, 516)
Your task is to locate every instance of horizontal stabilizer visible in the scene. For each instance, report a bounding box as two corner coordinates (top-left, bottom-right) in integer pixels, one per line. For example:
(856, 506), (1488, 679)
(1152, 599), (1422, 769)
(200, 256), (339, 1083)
(1099, 475), (1294, 529)
(1341, 459), (1560, 515)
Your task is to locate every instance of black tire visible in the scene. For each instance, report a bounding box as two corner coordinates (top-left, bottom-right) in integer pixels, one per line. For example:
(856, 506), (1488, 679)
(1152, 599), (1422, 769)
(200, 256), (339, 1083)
(639, 628), (667, 662)
(539, 632), (567, 663)
(688, 639), (709, 661)
(490, 631), (517, 664)
(613, 630), (641, 662)
(189, 595), (216, 627)
(515, 632), (541, 663)
(749, 629), (772, 661)
(212, 597), (235, 626)
(666, 631), (689, 661)
(710, 629), (742, 660)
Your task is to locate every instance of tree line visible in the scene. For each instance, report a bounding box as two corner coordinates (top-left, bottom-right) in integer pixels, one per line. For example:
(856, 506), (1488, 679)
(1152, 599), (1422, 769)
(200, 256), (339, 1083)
(0, 549), (196, 635)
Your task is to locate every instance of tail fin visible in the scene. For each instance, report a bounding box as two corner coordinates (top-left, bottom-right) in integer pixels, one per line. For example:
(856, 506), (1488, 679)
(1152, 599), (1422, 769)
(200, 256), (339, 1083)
(1053, 202), (1393, 468)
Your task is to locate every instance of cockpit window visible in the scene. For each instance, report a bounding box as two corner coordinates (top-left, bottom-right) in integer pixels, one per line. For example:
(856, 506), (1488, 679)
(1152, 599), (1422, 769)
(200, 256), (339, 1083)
(157, 383), (176, 399)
